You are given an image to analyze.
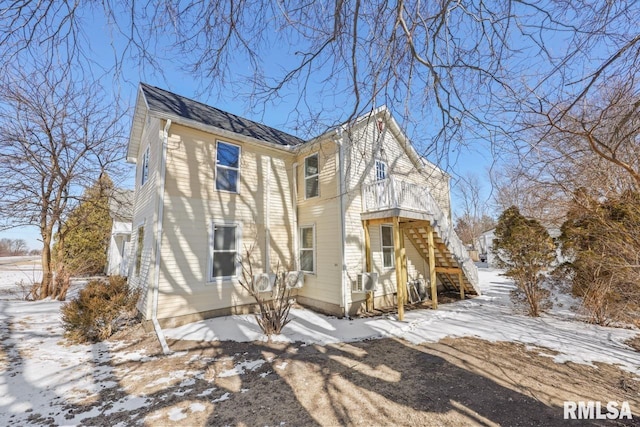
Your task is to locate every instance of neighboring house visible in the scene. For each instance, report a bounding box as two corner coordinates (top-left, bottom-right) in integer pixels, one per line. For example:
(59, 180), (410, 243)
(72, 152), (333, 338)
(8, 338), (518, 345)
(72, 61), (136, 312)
(106, 189), (134, 276)
(126, 83), (480, 329)
(476, 228), (496, 266)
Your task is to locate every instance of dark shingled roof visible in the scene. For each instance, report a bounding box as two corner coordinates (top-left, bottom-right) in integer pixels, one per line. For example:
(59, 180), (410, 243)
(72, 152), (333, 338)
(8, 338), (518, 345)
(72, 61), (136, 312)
(141, 83), (305, 147)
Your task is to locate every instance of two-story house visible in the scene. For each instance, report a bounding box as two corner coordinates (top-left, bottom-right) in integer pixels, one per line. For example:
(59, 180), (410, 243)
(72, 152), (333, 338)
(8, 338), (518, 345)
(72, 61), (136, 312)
(126, 83), (479, 334)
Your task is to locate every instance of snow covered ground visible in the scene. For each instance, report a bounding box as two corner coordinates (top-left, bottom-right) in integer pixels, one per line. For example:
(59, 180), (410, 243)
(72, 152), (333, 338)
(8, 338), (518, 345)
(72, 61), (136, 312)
(0, 256), (42, 296)
(0, 262), (638, 426)
(166, 268), (640, 374)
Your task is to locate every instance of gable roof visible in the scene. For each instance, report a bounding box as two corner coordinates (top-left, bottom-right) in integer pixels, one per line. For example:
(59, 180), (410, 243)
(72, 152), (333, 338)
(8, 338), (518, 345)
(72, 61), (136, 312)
(108, 188), (134, 221)
(150, 83), (302, 141)
(127, 83), (305, 162)
(127, 84), (447, 180)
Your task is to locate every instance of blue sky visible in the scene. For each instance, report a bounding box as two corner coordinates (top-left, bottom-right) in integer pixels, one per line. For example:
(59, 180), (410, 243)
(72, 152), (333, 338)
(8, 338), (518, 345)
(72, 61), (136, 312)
(1, 5), (499, 251)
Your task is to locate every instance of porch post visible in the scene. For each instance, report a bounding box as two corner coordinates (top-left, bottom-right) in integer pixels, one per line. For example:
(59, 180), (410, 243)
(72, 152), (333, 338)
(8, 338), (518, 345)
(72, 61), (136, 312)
(459, 270), (465, 300)
(427, 223), (438, 309)
(394, 216), (406, 320)
(363, 220), (373, 312)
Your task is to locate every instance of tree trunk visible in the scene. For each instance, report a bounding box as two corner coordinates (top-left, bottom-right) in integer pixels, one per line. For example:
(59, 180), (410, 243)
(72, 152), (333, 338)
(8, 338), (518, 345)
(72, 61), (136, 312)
(52, 233), (70, 301)
(39, 233), (53, 299)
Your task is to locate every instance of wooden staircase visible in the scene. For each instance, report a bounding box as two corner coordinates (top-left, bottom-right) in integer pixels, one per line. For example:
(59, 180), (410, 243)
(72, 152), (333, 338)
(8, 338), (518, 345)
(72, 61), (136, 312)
(403, 224), (479, 296)
(362, 177), (481, 299)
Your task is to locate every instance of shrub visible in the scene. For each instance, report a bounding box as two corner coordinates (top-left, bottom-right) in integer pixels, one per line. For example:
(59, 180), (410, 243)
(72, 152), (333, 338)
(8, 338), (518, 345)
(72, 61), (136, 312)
(559, 190), (640, 326)
(61, 276), (140, 343)
(493, 206), (556, 316)
(238, 248), (294, 336)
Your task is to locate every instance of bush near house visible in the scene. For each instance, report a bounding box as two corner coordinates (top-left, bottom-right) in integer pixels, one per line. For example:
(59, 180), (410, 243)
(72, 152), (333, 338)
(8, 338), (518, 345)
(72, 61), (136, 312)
(493, 206), (556, 317)
(237, 248), (294, 337)
(61, 276), (140, 343)
(558, 190), (640, 326)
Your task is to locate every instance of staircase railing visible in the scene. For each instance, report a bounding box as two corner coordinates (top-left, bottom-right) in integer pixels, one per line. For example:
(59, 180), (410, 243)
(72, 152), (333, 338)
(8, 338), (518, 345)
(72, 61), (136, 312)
(362, 177), (480, 294)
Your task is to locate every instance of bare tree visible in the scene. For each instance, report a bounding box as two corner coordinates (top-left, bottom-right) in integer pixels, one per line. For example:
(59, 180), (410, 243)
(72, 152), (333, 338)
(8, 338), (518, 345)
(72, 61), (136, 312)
(0, 64), (126, 300)
(453, 173), (495, 249)
(491, 168), (570, 226)
(495, 78), (640, 225)
(11, 239), (28, 256)
(1, 1), (638, 163)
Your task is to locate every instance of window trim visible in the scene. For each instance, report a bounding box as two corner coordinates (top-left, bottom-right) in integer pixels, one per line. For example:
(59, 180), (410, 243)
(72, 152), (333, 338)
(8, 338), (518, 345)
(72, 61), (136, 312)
(380, 224), (395, 269)
(299, 224), (316, 274)
(215, 140), (241, 194)
(304, 153), (319, 199)
(208, 221), (242, 284)
(140, 146), (150, 187)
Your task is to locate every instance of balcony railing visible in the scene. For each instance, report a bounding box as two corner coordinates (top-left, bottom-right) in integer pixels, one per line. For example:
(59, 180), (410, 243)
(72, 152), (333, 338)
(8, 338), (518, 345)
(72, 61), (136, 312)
(362, 177), (479, 293)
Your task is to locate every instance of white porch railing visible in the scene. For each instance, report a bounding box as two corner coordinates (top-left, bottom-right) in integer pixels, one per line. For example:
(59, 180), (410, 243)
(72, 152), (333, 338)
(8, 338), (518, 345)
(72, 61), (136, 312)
(362, 177), (480, 294)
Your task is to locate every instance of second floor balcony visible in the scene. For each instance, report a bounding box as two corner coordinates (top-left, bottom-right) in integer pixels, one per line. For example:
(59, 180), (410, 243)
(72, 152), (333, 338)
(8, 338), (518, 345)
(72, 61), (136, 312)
(361, 176), (444, 218)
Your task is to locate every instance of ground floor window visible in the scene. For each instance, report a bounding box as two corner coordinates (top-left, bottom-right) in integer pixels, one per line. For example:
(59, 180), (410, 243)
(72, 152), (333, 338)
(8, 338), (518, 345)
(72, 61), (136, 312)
(135, 225), (144, 276)
(381, 225), (394, 268)
(211, 223), (239, 279)
(300, 225), (315, 273)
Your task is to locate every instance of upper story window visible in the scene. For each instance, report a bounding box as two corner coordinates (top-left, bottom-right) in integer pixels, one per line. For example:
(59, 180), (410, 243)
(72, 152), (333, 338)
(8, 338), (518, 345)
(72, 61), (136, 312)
(304, 154), (319, 199)
(375, 159), (387, 181)
(216, 141), (240, 193)
(140, 146), (150, 186)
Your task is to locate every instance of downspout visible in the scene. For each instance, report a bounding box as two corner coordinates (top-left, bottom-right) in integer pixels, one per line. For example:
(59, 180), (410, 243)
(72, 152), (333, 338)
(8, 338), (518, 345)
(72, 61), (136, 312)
(265, 159), (271, 272)
(334, 128), (349, 318)
(152, 119), (172, 355)
(292, 163), (299, 270)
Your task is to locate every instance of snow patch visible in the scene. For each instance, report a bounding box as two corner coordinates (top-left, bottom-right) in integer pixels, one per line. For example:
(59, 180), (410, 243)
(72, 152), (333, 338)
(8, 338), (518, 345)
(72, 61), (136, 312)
(168, 407), (187, 421)
(212, 392), (231, 403)
(218, 359), (266, 377)
(190, 402), (206, 412)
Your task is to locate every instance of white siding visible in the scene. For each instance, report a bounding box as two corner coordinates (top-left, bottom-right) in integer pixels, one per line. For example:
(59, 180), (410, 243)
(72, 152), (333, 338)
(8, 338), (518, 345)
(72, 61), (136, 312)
(294, 140), (342, 307)
(155, 124), (296, 319)
(129, 108), (453, 321)
(342, 115), (450, 304)
(130, 117), (162, 319)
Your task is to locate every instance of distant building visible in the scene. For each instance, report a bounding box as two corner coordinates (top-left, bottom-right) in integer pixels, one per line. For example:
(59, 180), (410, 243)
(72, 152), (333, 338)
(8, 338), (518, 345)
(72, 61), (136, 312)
(477, 226), (566, 268)
(106, 189), (133, 276)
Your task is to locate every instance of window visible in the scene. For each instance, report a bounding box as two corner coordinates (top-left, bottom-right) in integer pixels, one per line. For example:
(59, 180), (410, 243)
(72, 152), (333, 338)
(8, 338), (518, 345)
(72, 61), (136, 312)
(211, 223), (238, 279)
(300, 225), (315, 273)
(381, 225), (394, 268)
(135, 225), (144, 276)
(216, 141), (240, 193)
(375, 159), (387, 181)
(141, 146), (150, 186)
(304, 154), (319, 198)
